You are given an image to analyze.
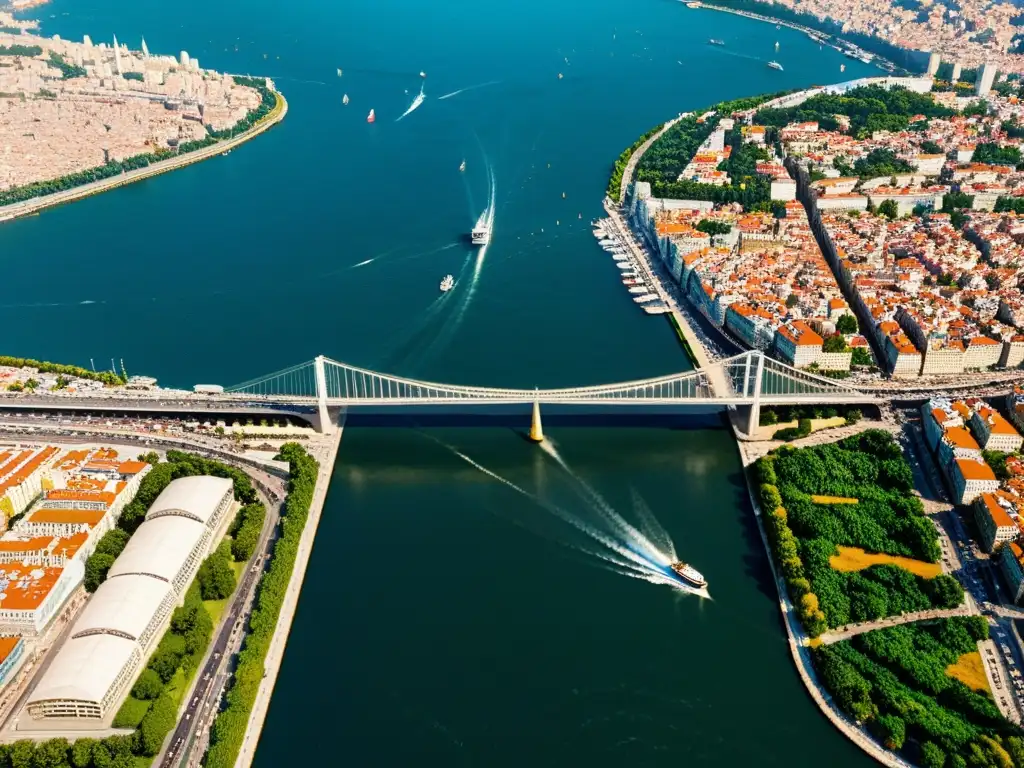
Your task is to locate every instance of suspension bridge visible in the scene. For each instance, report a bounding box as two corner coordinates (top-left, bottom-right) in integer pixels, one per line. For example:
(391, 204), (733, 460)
(223, 350), (875, 434)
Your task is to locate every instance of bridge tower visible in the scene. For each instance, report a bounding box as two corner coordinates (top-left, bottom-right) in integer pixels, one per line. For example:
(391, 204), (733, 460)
(314, 355), (333, 434)
(528, 397), (544, 443)
(746, 351), (764, 436)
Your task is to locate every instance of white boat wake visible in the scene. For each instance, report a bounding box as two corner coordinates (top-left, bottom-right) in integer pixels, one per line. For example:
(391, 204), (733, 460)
(396, 83), (426, 121)
(631, 488), (678, 562)
(437, 80), (500, 100)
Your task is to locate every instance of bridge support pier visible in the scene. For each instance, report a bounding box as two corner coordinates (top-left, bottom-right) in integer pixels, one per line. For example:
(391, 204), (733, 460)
(746, 351), (764, 437)
(528, 399), (544, 443)
(314, 355), (333, 434)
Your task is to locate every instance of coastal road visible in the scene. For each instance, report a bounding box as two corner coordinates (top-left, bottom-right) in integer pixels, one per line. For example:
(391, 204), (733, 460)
(159, 489), (283, 768)
(816, 605), (974, 645)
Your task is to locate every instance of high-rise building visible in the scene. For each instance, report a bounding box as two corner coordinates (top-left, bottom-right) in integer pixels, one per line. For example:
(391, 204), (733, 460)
(112, 34), (122, 76)
(927, 52), (941, 76)
(141, 38), (149, 58)
(951, 61), (962, 82)
(82, 34), (92, 48)
(180, 50), (190, 69)
(977, 62), (997, 97)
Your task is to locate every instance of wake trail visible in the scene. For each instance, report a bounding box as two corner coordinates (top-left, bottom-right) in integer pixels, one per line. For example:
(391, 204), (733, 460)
(430, 437), (659, 573)
(437, 80), (500, 100)
(539, 441), (673, 568)
(631, 488), (677, 561)
(400, 253), (474, 369)
(396, 83), (426, 121)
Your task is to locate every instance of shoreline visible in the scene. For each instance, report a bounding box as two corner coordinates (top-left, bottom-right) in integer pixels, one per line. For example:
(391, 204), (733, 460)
(231, 425), (343, 768)
(686, 1), (902, 74)
(0, 86), (288, 225)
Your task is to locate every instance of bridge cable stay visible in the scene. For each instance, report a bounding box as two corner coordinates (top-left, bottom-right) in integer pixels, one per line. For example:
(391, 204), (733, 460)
(225, 359), (319, 398)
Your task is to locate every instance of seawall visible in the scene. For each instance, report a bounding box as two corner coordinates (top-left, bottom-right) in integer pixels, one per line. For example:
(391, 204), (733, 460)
(0, 88), (288, 224)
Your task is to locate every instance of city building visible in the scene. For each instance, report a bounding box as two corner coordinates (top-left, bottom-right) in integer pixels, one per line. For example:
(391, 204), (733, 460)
(1000, 542), (1024, 604)
(0, 561), (83, 637)
(977, 62), (997, 97)
(927, 52), (941, 76)
(0, 447), (61, 524)
(974, 492), (1022, 552)
(951, 457), (1000, 504)
(0, 637), (25, 685)
(970, 406), (1024, 452)
(26, 476), (233, 722)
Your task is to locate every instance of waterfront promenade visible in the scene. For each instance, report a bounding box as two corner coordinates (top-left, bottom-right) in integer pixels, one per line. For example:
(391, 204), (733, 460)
(616, 116), (680, 204)
(0, 87), (287, 224)
(232, 423), (343, 768)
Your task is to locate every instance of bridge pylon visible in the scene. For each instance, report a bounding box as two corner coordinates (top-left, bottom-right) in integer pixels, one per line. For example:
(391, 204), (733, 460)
(528, 398), (544, 443)
(314, 355), (333, 434)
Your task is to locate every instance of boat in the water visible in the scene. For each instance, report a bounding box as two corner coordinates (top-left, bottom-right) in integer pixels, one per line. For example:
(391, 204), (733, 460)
(459, 159), (466, 172)
(557, 72), (563, 79)
(633, 293), (660, 303)
(767, 60), (783, 71)
(644, 304), (671, 314)
(628, 286), (649, 293)
(420, 70), (426, 78)
(708, 38), (724, 46)
(471, 218), (490, 246)
(440, 274), (455, 292)
(367, 109), (375, 123)
(612, 254), (630, 262)
(342, 93), (349, 105)
(670, 562), (707, 588)
(337, 68), (343, 76)
(615, 262), (633, 270)
(840, 63), (846, 73)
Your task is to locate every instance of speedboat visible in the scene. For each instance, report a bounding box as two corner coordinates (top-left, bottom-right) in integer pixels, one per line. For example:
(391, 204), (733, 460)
(440, 274), (455, 292)
(767, 61), (783, 71)
(342, 93), (349, 105)
(459, 159), (466, 172)
(471, 220), (490, 246)
(709, 39), (724, 46)
(367, 109), (375, 123)
(670, 562), (707, 588)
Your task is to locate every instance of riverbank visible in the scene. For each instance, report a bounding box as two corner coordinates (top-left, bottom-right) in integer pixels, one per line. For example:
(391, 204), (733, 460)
(230, 427), (342, 768)
(733, 430), (914, 768)
(0, 86), (287, 224)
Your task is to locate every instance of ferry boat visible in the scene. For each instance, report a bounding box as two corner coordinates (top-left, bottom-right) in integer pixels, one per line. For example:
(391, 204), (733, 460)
(708, 38), (724, 46)
(367, 109), (375, 123)
(440, 274), (455, 292)
(670, 562), (707, 588)
(342, 93), (349, 105)
(459, 159), (466, 172)
(471, 220), (490, 246)
(767, 61), (783, 71)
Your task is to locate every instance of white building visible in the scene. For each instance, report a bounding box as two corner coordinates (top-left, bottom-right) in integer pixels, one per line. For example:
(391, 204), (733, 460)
(951, 457), (1000, 505)
(976, 62), (997, 97)
(927, 52), (941, 76)
(26, 476), (234, 722)
(970, 406), (1023, 452)
(0, 560), (84, 637)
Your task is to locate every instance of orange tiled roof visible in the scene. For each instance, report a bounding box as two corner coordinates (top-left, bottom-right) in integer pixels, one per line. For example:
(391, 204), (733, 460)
(0, 565), (62, 611)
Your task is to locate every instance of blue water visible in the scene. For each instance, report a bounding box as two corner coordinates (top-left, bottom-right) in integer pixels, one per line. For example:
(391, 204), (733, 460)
(8, 0), (874, 392)
(8, 2), (882, 765)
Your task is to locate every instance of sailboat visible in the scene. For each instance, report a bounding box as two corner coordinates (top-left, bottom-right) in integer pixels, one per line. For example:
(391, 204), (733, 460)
(459, 159), (466, 172)
(342, 93), (349, 105)
(840, 63), (846, 72)
(419, 70), (426, 78)
(337, 68), (343, 76)
(774, 41), (780, 51)
(367, 109), (375, 123)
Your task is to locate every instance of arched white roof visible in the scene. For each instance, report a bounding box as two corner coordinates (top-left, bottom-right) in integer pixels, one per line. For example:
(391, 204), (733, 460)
(145, 476), (233, 526)
(70, 574), (173, 642)
(107, 516), (206, 586)
(28, 634), (138, 707)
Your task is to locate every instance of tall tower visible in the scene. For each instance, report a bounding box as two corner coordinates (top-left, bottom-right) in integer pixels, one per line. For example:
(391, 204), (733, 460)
(141, 37), (149, 58)
(951, 61), (962, 82)
(926, 52), (940, 77)
(976, 62), (997, 97)
(112, 34), (122, 76)
(180, 50), (190, 69)
(82, 34), (92, 48)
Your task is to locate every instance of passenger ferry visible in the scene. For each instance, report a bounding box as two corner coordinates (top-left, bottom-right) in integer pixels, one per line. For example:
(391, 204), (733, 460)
(471, 221), (490, 246)
(670, 562), (707, 588)
(439, 274), (455, 292)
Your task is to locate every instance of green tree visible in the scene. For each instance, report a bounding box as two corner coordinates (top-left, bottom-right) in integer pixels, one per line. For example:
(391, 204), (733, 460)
(8, 742), (34, 768)
(197, 541), (237, 601)
(137, 451), (160, 465)
(695, 219), (732, 236)
(786, 294), (799, 308)
(920, 742), (947, 768)
(130, 668), (163, 700)
(921, 140), (943, 155)
(69, 740), (95, 768)
(836, 314), (858, 334)
(137, 693), (176, 756)
(823, 334), (848, 353)
(83, 553), (115, 593)
(878, 199), (899, 220)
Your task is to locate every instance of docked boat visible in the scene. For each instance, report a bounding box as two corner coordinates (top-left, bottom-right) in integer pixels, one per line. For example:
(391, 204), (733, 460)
(686, 1), (700, 7)
(612, 256), (630, 264)
(599, 238), (619, 247)
(623, 278), (642, 285)
(634, 293), (660, 303)
(644, 304), (671, 314)
(337, 68), (343, 76)
(670, 562), (707, 588)
(767, 61), (783, 71)
(471, 219), (490, 246)
(342, 93), (349, 105)
(459, 159), (466, 172)
(367, 108), (375, 123)
(440, 274), (455, 292)
(616, 262), (633, 270)
(628, 286), (649, 294)
(708, 39), (724, 46)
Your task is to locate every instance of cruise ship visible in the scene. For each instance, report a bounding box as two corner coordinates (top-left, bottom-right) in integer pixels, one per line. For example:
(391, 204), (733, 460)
(471, 219), (490, 246)
(440, 274), (455, 292)
(670, 562), (707, 588)
(767, 61), (783, 71)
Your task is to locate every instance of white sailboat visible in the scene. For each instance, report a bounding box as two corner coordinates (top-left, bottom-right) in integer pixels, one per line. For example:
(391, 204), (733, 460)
(459, 159), (466, 172)
(336, 67), (343, 76)
(342, 93), (349, 105)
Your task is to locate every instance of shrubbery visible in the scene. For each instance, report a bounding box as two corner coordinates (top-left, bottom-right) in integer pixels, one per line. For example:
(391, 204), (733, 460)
(814, 618), (1024, 766)
(230, 502), (266, 562)
(752, 432), (962, 634)
(198, 541), (237, 600)
(205, 443), (319, 768)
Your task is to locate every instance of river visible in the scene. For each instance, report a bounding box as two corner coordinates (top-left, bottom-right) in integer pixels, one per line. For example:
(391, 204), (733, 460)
(8, 0), (879, 764)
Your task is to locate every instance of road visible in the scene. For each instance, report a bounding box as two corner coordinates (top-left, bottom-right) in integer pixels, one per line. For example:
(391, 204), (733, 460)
(159, 487), (283, 768)
(615, 115), (680, 203)
(817, 605), (973, 645)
